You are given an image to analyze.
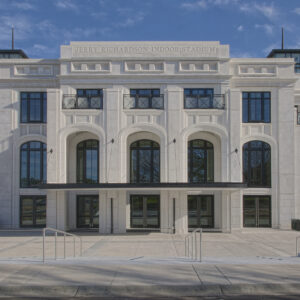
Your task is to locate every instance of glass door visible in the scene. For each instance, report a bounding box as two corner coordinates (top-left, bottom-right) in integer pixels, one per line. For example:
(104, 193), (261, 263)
(20, 196), (46, 227)
(130, 195), (160, 229)
(77, 195), (99, 228)
(188, 195), (214, 229)
(243, 196), (271, 227)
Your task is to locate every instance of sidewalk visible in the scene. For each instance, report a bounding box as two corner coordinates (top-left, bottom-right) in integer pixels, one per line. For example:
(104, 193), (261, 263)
(0, 229), (300, 298)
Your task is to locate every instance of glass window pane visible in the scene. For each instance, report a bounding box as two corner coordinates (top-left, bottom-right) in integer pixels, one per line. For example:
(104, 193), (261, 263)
(20, 198), (33, 226)
(130, 140), (160, 183)
(76, 140), (99, 183)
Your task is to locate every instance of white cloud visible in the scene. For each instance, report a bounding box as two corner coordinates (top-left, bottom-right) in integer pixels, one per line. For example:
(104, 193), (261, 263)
(116, 11), (145, 28)
(12, 1), (36, 10)
(55, 0), (79, 11)
(255, 24), (274, 35)
(181, 0), (207, 10)
(240, 2), (279, 20)
(237, 25), (244, 32)
(0, 15), (32, 42)
(294, 7), (300, 15)
(231, 50), (254, 58)
(263, 43), (279, 55)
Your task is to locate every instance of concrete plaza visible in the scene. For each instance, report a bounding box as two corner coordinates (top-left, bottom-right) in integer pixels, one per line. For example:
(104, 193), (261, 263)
(0, 229), (300, 298)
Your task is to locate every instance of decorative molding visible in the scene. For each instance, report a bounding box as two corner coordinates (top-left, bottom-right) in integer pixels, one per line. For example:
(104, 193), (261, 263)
(14, 65), (53, 76)
(71, 62), (111, 73)
(179, 61), (218, 73)
(238, 65), (277, 76)
(19, 124), (47, 137)
(124, 61), (164, 73)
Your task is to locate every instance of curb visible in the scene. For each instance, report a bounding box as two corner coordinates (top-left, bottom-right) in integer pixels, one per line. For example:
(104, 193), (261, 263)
(1, 283), (300, 298)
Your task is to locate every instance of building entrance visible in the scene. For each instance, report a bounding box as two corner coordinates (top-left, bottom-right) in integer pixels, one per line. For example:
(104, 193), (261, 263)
(243, 196), (271, 227)
(77, 195), (99, 228)
(130, 195), (160, 229)
(188, 195), (214, 229)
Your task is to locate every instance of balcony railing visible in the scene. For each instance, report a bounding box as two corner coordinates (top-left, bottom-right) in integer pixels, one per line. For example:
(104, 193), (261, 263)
(62, 94), (103, 109)
(124, 94), (164, 109)
(184, 94), (225, 109)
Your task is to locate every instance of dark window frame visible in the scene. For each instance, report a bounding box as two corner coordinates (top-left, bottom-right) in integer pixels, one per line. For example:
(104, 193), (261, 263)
(76, 195), (99, 229)
(130, 139), (160, 183)
(127, 89), (163, 109)
(243, 140), (271, 187)
(188, 139), (214, 183)
(188, 195), (214, 229)
(75, 89), (103, 109)
(76, 139), (99, 184)
(184, 88), (219, 109)
(20, 92), (47, 123)
(242, 92), (271, 123)
(130, 194), (160, 229)
(20, 195), (46, 228)
(243, 195), (271, 228)
(20, 141), (46, 188)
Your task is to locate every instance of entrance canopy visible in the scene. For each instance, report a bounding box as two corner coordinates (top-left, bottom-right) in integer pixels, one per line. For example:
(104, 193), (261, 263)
(39, 182), (247, 191)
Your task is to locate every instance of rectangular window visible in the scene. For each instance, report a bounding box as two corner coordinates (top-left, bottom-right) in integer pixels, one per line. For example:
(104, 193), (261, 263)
(242, 92), (271, 123)
(297, 106), (300, 125)
(62, 89), (103, 109)
(124, 89), (163, 109)
(243, 196), (271, 228)
(21, 92), (47, 123)
(184, 88), (224, 109)
(20, 196), (46, 227)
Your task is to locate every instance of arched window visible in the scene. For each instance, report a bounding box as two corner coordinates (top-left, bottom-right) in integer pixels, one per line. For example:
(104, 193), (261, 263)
(130, 139), (160, 183)
(77, 139), (99, 183)
(20, 141), (46, 187)
(188, 139), (214, 183)
(243, 140), (271, 186)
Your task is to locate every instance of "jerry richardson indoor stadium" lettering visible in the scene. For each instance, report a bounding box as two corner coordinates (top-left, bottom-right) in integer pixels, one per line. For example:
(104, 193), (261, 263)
(72, 46), (219, 57)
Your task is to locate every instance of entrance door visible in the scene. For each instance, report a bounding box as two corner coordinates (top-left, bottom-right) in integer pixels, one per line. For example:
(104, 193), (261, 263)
(188, 195), (214, 229)
(243, 196), (271, 227)
(130, 195), (160, 229)
(77, 195), (99, 228)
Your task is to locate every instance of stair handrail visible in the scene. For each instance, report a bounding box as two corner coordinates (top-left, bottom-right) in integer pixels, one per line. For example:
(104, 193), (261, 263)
(42, 227), (82, 263)
(185, 228), (203, 262)
(296, 236), (300, 257)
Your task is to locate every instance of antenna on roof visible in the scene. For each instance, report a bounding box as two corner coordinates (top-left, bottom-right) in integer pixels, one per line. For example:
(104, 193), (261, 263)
(11, 26), (14, 50)
(281, 27), (284, 50)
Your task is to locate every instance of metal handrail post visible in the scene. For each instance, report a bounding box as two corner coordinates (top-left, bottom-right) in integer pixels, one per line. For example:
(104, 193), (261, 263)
(64, 234), (66, 259)
(200, 229), (202, 263)
(43, 228), (45, 263)
(195, 231), (197, 261)
(73, 237), (76, 257)
(55, 232), (57, 260)
(80, 238), (82, 256)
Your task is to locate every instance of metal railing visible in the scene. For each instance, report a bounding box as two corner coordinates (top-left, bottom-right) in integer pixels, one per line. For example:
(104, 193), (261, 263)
(185, 228), (203, 262)
(62, 94), (103, 109)
(296, 236), (300, 257)
(123, 94), (164, 109)
(184, 94), (225, 109)
(42, 227), (82, 263)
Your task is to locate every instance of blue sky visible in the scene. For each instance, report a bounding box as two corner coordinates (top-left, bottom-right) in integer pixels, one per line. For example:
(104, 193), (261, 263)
(0, 0), (299, 58)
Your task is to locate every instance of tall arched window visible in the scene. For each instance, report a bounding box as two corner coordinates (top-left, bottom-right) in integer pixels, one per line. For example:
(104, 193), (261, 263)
(188, 139), (214, 183)
(243, 140), (271, 186)
(20, 141), (46, 187)
(130, 139), (160, 183)
(77, 139), (99, 183)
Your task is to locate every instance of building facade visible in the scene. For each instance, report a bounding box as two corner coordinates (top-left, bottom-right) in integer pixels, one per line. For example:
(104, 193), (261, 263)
(0, 41), (299, 233)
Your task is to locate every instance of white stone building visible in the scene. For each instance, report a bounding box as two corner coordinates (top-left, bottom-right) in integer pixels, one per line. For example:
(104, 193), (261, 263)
(0, 41), (299, 233)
